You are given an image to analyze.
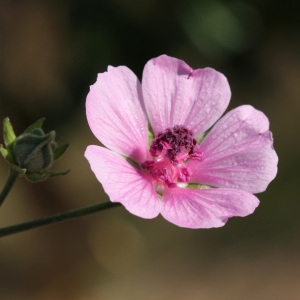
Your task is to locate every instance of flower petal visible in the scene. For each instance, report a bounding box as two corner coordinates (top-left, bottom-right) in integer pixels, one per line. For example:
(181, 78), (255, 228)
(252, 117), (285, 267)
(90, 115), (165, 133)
(85, 145), (161, 218)
(161, 187), (259, 228)
(188, 105), (278, 193)
(86, 66), (148, 163)
(142, 54), (230, 136)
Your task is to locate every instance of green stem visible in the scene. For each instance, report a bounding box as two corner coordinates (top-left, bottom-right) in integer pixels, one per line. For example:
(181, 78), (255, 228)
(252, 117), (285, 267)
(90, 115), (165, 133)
(0, 201), (121, 238)
(0, 168), (19, 206)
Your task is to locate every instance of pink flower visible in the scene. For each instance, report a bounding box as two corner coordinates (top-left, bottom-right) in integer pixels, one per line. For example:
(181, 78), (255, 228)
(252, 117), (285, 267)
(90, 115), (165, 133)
(85, 55), (278, 228)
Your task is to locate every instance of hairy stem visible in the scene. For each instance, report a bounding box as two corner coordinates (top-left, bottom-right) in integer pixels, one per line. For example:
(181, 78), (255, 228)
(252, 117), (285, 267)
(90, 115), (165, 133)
(0, 201), (121, 238)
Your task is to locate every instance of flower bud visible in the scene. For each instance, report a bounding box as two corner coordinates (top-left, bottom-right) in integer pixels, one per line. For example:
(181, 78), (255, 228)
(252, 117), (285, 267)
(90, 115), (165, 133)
(13, 128), (56, 172)
(1, 118), (69, 182)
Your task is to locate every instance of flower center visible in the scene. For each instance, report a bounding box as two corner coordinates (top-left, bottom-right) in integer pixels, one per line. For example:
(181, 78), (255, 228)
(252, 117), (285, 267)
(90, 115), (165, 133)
(141, 125), (203, 189)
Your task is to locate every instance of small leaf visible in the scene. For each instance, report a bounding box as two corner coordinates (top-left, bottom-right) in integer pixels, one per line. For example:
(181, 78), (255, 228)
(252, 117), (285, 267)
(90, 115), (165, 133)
(3, 118), (16, 148)
(24, 118), (46, 133)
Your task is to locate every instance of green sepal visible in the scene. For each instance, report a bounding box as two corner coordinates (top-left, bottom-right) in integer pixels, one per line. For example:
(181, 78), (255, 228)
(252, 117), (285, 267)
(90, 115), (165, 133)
(24, 169), (70, 182)
(0, 144), (15, 164)
(197, 129), (210, 144)
(24, 172), (51, 182)
(156, 191), (163, 199)
(186, 183), (212, 189)
(0, 144), (9, 159)
(3, 118), (16, 149)
(148, 123), (154, 148)
(197, 133), (205, 144)
(11, 164), (26, 176)
(124, 156), (140, 169)
(53, 144), (69, 160)
(45, 169), (70, 177)
(24, 118), (46, 133)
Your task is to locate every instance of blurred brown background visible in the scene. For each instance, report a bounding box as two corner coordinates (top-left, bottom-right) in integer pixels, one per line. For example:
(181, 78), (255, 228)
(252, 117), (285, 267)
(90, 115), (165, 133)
(0, 0), (299, 299)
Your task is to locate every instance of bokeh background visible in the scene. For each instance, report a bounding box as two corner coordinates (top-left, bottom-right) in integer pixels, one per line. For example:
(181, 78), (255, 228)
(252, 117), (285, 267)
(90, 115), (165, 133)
(0, 0), (299, 299)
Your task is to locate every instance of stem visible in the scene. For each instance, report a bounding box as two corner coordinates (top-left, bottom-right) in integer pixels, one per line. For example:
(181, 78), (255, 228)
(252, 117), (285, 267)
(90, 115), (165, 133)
(0, 168), (19, 206)
(0, 201), (121, 238)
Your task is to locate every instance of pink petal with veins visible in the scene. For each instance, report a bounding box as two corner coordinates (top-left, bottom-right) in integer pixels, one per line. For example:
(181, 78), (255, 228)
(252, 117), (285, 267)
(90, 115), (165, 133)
(161, 187), (259, 228)
(188, 105), (278, 193)
(142, 55), (230, 136)
(86, 66), (148, 164)
(85, 145), (161, 218)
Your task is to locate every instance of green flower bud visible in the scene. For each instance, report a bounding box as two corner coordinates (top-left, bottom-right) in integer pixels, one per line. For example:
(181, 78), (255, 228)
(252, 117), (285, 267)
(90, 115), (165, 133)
(13, 128), (56, 172)
(0, 118), (69, 182)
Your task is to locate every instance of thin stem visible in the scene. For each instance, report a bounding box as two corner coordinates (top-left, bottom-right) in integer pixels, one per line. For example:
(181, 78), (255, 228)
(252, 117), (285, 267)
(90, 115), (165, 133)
(0, 201), (121, 238)
(0, 168), (19, 206)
